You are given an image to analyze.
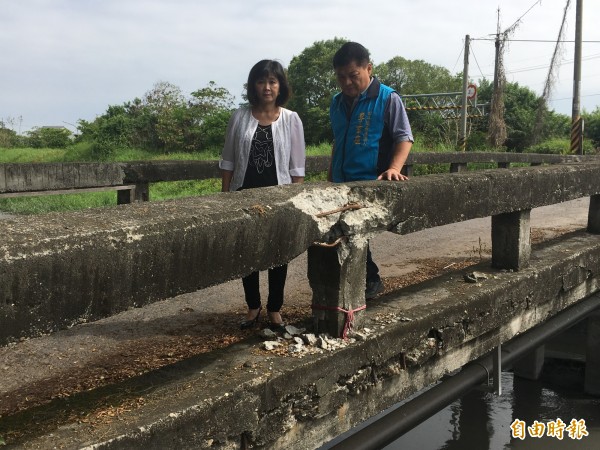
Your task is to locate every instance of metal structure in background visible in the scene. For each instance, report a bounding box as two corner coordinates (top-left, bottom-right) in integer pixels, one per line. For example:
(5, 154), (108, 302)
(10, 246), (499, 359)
(402, 92), (489, 120)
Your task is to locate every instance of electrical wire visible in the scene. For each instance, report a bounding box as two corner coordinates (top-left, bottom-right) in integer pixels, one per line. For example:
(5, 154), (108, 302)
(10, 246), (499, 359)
(469, 43), (486, 80)
(451, 46), (464, 74)
(506, 0), (543, 31)
(472, 38), (600, 44)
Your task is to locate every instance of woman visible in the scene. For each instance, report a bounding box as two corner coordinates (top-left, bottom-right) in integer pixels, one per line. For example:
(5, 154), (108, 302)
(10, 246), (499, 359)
(219, 60), (305, 331)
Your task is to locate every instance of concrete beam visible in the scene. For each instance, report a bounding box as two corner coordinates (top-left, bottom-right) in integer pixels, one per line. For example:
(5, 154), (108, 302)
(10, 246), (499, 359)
(2, 164), (600, 344)
(2, 155), (596, 195)
(0, 162), (126, 193)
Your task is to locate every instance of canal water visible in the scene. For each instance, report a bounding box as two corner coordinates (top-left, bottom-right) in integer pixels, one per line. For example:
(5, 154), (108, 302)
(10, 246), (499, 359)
(323, 359), (600, 450)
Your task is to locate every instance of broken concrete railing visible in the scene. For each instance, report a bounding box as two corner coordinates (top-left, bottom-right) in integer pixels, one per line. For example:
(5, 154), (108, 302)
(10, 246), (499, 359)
(1, 163), (600, 344)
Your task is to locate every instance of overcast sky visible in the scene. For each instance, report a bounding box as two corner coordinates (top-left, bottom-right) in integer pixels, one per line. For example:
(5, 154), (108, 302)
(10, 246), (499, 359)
(1, 0), (599, 133)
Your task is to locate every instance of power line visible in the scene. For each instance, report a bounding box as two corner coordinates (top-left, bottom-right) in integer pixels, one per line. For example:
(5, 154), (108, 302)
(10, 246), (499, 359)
(505, 0), (543, 31)
(451, 45), (464, 74)
(549, 93), (600, 102)
(469, 44), (486, 80)
(473, 38), (600, 44)
(475, 53), (600, 79)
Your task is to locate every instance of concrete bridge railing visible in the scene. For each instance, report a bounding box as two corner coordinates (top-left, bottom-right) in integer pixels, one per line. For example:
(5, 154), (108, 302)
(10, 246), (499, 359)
(1, 161), (600, 344)
(0, 152), (593, 203)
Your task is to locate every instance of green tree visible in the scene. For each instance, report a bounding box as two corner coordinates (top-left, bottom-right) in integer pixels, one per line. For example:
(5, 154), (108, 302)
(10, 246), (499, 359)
(188, 81), (236, 151)
(374, 57), (461, 95)
(375, 57), (462, 147)
(287, 37), (348, 145)
(143, 81), (187, 151)
(583, 107), (600, 149)
(26, 127), (72, 148)
(0, 126), (17, 148)
(474, 79), (568, 151)
(77, 81), (235, 153)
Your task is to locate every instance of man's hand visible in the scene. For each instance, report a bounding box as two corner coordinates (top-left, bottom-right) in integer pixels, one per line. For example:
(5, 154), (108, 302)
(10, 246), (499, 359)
(377, 167), (409, 181)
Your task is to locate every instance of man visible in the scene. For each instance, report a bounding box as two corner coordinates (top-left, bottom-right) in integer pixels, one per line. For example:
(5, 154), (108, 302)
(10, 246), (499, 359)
(329, 41), (414, 300)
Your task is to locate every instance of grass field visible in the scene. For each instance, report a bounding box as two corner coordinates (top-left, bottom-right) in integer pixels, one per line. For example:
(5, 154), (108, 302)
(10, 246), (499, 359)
(0, 142), (333, 214)
(0, 140), (475, 214)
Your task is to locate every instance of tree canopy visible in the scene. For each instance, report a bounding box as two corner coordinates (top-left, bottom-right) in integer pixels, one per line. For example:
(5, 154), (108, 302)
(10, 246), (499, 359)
(2, 39), (586, 154)
(76, 81), (235, 157)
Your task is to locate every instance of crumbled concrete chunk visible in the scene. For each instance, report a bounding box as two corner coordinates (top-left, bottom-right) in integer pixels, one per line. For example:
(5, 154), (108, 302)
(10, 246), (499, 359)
(262, 341), (281, 351)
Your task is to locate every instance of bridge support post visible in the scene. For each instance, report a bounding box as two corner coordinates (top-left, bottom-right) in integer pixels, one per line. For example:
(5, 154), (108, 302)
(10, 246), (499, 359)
(117, 182), (150, 204)
(491, 209), (531, 270)
(513, 345), (545, 381)
(307, 238), (367, 338)
(588, 194), (600, 234)
(585, 309), (600, 395)
(493, 345), (502, 395)
(450, 163), (467, 173)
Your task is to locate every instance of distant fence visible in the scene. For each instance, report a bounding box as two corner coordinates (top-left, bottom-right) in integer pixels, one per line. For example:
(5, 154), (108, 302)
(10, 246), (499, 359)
(0, 153), (594, 204)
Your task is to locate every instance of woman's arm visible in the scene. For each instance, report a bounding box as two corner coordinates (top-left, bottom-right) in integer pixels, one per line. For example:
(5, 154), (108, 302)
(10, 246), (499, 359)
(221, 170), (233, 192)
(288, 112), (306, 181)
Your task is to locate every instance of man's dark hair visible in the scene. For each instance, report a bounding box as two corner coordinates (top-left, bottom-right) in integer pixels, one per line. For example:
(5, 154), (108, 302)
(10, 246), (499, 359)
(333, 42), (371, 69)
(246, 59), (290, 107)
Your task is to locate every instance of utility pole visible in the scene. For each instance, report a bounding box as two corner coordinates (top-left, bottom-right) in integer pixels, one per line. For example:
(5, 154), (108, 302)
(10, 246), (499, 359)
(492, 9), (501, 98)
(459, 34), (470, 151)
(571, 0), (583, 154)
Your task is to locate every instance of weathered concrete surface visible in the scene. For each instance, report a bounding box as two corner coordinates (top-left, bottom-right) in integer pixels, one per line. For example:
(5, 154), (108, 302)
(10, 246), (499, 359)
(0, 185), (321, 344)
(0, 158), (329, 194)
(0, 163), (126, 193)
(491, 209), (531, 270)
(10, 230), (600, 450)
(405, 151), (592, 165)
(308, 238), (368, 336)
(2, 154), (595, 195)
(2, 164), (600, 344)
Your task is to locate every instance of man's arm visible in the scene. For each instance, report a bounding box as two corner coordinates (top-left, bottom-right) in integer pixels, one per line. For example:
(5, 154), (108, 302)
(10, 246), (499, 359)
(378, 92), (413, 181)
(377, 140), (412, 181)
(327, 141), (335, 182)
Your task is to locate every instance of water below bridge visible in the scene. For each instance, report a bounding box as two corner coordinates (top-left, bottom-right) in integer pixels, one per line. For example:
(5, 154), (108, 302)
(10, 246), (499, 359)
(323, 338), (600, 450)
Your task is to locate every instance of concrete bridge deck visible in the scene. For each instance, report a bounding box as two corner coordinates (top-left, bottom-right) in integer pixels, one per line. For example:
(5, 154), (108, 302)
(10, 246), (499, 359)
(0, 197), (594, 449)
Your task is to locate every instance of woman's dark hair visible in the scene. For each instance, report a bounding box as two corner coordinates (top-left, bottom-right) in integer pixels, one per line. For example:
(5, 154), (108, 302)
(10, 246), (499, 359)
(246, 59), (291, 107)
(333, 42), (371, 69)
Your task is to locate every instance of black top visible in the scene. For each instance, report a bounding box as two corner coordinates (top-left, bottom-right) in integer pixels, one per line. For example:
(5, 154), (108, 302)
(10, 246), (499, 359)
(241, 124), (278, 189)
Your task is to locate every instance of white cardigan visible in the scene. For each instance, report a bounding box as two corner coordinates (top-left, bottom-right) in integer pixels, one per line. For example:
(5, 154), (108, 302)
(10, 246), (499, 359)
(219, 107), (306, 192)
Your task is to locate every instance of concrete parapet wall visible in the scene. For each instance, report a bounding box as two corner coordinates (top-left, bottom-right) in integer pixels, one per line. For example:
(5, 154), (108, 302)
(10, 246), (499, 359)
(0, 162), (126, 193)
(1, 154), (596, 194)
(15, 231), (600, 449)
(1, 163), (600, 344)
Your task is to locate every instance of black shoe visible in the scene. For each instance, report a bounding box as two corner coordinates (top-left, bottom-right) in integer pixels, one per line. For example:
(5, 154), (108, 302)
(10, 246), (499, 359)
(268, 322), (287, 333)
(365, 280), (384, 300)
(240, 306), (262, 330)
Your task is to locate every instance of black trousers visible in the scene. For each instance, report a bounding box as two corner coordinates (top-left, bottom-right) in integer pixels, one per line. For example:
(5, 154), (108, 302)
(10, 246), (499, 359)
(366, 243), (380, 284)
(241, 264), (288, 312)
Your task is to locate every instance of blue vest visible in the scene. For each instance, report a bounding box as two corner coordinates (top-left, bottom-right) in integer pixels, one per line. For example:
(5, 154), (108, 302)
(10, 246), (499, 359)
(330, 78), (395, 182)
